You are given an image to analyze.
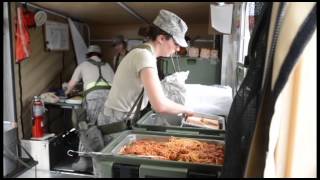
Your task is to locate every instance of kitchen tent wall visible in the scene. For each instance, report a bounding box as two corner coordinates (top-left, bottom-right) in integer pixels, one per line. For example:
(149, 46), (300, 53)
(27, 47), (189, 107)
(10, 3), (77, 139)
(89, 23), (143, 65)
(4, 2), (16, 123)
(11, 3), (217, 139)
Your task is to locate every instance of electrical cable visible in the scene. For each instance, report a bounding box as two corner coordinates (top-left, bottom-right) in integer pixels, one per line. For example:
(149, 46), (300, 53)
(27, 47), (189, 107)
(18, 63), (25, 138)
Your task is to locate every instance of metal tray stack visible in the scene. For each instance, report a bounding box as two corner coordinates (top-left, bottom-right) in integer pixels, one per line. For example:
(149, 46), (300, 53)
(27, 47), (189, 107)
(92, 130), (224, 178)
(134, 111), (225, 138)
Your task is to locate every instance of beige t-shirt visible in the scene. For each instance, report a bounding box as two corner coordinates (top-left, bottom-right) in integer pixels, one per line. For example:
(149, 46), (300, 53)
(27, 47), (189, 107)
(104, 43), (158, 113)
(70, 56), (114, 90)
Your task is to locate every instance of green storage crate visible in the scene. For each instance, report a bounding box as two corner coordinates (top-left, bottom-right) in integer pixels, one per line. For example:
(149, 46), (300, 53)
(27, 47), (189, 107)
(162, 57), (221, 85)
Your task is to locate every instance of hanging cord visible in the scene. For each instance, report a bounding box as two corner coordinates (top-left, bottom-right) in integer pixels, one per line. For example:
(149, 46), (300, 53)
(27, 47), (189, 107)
(60, 52), (65, 86)
(175, 52), (181, 72)
(18, 63), (25, 138)
(170, 55), (177, 72)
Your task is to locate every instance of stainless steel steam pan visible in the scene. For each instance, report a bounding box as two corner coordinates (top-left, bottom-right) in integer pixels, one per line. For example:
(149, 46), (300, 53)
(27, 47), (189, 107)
(93, 130), (224, 178)
(109, 132), (224, 163)
(182, 113), (226, 130)
(134, 111), (225, 137)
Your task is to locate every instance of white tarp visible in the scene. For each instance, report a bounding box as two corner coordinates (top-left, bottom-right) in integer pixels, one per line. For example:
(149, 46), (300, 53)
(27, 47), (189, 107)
(68, 18), (87, 65)
(161, 71), (233, 117)
(185, 84), (233, 117)
(210, 3), (234, 34)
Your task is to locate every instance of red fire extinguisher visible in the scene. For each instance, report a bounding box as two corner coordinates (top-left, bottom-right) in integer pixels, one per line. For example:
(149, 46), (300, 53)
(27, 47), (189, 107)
(32, 96), (44, 138)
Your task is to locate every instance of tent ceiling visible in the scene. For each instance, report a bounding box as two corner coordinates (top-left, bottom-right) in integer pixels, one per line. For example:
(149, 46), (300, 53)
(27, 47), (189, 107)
(31, 2), (211, 25)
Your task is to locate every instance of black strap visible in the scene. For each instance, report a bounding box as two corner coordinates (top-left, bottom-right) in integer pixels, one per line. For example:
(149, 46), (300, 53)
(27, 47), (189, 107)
(98, 120), (127, 135)
(84, 59), (111, 97)
(83, 85), (111, 98)
(125, 88), (145, 127)
(98, 89), (144, 134)
(87, 58), (106, 66)
(87, 59), (109, 85)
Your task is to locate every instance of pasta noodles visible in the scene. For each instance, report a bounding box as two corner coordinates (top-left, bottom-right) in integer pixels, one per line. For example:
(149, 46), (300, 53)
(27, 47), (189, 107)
(120, 137), (224, 165)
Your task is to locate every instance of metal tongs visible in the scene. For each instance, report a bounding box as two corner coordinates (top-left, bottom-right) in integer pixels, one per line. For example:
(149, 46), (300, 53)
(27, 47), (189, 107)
(177, 113), (188, 127)
(67, 150), (166, 160)
(67, 150), (113, 158)
(170, 52), (181, 73)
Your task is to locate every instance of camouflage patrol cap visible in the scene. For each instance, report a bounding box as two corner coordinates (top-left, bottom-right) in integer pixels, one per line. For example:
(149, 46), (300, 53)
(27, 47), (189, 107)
(153, 9), (188, 47)
(87, 45), (101, 54)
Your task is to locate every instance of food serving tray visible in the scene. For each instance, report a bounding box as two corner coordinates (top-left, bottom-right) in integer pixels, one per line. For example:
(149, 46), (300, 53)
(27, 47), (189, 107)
(110, 133), (224, 156)
(93, 130), (224, 178)
(181, 113), (226, 130)
(134, 111), (225, 137)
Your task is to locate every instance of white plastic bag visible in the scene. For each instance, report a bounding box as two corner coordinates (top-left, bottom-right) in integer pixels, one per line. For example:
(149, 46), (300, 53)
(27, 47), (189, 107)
(184, 84), (233, 117)
(161, 71), (233, 117)
(161, 71), (189, 105)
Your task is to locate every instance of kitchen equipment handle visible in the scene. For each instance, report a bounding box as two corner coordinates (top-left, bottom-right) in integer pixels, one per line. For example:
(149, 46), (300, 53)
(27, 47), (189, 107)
(67, 149), (112, 157)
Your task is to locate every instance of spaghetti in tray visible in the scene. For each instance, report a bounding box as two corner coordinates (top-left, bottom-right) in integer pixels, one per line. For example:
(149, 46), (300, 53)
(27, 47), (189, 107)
(119, 136), (224, 165)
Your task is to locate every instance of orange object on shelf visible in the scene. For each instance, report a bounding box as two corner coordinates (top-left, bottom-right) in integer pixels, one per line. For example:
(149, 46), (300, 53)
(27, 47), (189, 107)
(200, 48), (211, 59)
(188, 47), (199, 57)
(210, 49), (218, 59)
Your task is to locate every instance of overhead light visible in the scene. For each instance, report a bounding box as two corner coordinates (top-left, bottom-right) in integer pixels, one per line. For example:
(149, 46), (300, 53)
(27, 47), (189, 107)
(213, 2), (234, 6)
